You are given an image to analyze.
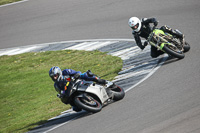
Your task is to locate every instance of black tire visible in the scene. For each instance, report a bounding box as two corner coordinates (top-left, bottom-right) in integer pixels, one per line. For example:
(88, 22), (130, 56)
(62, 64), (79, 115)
(183, 42), (190, 53)
(163, 44), (185, 59)
(74, 94), (102, 113)
(110, 85), (125, 101)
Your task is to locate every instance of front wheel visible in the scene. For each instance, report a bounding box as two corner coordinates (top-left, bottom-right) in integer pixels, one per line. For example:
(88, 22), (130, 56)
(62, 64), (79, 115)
(110, 84), (125, 101)
(162, 43), (185, 59)
(183, 42), (190, 53)
(74, 93), (102, 113)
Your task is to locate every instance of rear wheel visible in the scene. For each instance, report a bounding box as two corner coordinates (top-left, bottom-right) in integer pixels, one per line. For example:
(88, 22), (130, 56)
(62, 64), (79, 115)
(74, 93), (102, 113)
(163, 44), (185, 59)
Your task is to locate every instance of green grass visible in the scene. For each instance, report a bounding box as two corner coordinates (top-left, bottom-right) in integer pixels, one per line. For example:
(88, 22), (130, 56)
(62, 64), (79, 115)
(0, 50), (123, 133)
(0, 0), (22, 5)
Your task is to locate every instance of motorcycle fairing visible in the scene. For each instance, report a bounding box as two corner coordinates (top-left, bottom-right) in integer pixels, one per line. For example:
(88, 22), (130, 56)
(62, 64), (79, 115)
(76, 80), (109, 103)
(152, 29), (175, 50)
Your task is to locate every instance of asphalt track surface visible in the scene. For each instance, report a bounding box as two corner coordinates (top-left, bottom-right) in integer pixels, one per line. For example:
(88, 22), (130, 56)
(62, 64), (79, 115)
(1, 0), (200, 133)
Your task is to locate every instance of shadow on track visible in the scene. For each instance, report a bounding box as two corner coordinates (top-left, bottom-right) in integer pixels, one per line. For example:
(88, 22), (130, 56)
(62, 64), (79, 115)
(162, 56), (182, 66)
(21, 110), (90, 133)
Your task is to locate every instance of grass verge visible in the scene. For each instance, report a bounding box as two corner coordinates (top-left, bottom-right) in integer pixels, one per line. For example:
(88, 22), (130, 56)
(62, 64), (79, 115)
(0, 50), (123, 133)
(0, 0), (22, 5)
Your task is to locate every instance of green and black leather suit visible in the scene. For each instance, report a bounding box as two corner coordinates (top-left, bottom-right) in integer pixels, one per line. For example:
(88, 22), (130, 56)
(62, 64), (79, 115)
(132, 18), (184, 58)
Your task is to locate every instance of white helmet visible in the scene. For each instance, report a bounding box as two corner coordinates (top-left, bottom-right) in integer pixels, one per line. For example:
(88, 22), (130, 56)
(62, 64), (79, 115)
(128, 17), (142, 32)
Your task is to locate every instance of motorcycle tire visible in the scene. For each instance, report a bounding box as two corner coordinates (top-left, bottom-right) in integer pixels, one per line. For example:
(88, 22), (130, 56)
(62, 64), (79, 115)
(74, 94), (102, 113)
(163, 44), (185, 59)
(183, 42), (190, 53)
(110, 85), (125, 101)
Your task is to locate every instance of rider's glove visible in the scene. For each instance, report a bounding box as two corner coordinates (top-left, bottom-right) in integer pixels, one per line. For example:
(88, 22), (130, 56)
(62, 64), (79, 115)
(152, 18), (158, 26)
(144, 41), (148, 47)
(154, 21), (158, 26)
(141, 41), (148, 50)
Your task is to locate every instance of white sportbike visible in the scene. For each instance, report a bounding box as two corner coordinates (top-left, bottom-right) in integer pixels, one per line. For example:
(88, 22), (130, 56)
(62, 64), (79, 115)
(60, 77), (125, 113)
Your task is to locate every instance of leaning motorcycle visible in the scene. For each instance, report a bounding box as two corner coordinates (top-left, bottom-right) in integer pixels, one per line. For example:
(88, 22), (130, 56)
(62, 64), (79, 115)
(146, 26), (190, 59)
(59, 77), (125, 113)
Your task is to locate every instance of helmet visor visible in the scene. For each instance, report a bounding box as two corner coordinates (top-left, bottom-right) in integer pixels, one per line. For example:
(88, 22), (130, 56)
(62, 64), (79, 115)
(51, 74), (58, 81)
(132, 23), (139, 30)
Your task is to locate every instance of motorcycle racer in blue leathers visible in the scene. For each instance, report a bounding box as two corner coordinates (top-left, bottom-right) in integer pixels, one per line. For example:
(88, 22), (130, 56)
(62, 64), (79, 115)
(49, 66), (106, 112)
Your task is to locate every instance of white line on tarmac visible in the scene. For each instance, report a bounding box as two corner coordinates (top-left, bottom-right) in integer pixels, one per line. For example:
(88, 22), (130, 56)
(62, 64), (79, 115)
(125, 54), (168, 93)
(70, 42), (100, 50)
(0, 46), (40, 56)
(8, 46), (38, 55)
(86, 41), (118, 51)
(0, 0), (29, 8)
(111, 46), (138, 57)
(0, 48), (20, 56)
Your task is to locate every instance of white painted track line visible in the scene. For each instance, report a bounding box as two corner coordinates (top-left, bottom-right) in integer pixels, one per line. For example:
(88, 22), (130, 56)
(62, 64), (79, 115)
(0, 0), (29, 8)
(64, 42), (90, 50)
(86, 41), (118, 51)
(8, 46), (38, 55)
(0, 46), (40, 56)
(0, 48), (20, 56)
(74, 42), (100, 50)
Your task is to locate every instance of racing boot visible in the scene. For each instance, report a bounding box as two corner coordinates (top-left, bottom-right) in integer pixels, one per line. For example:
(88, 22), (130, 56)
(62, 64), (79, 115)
(172, 29), (185, 50)
(161, 25), (185, 44)
(173, 29), (185, 44)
